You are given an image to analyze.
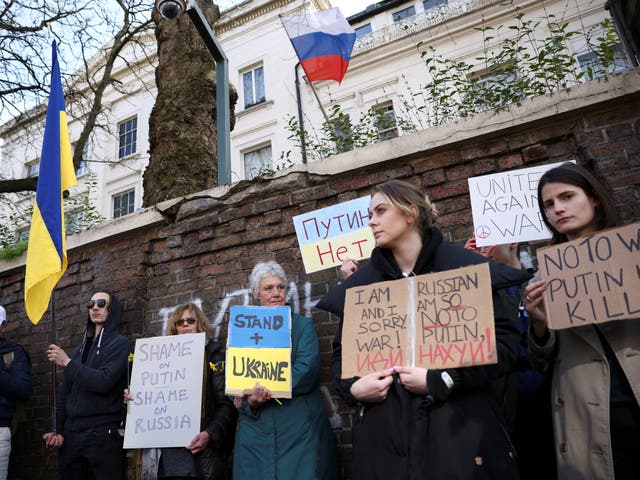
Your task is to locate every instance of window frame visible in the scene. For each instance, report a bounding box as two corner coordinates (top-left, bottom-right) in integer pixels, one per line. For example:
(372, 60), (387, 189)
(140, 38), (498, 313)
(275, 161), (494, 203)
(243, 144), (272, 180)
(117, 116), (138, 159)
(392, 6), (416, 23)
(355, 23), (373, 38)
(241, 64), (266, 109)
(112, 189), (136, 219)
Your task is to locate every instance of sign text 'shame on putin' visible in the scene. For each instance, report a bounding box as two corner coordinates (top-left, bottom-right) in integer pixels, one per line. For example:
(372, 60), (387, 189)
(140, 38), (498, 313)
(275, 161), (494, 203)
(467, 161), (574, 247)
(124, 332), (206, 449)
(341, 263), (496, 378)
(293, 196), (375, 273)
(537, 222), (640, 330)
(226, 305), (292, 398)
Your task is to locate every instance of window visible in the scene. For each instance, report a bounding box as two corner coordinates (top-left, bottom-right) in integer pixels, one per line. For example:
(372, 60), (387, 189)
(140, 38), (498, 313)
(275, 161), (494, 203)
(112, 189), (135, 218)
(373, 102), (399, 140)
(577, 44), (629, 79)
(118, 117), (137, 159)
(243, 145), (272, 180)
(76, 158), (88, 176)
(242, 65), (265, 109)
(393, 6), (415, 22)
(467, 66), (518, 112)
(355, 23), (372, 38)
(26, 160), (39, 177)
(72, 142), (89, 175)
(423, 0), (447, 10)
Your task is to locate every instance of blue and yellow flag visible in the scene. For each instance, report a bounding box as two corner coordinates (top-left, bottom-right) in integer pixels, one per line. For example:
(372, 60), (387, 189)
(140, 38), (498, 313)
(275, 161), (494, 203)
(24, 41), (77, 325)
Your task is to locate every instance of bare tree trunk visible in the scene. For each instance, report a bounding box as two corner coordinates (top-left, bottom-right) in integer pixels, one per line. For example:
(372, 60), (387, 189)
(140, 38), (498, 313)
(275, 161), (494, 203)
(144, 0), (236, 207)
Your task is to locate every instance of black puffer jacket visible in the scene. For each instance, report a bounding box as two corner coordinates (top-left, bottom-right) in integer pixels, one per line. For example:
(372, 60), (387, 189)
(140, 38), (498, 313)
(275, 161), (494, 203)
(317, 227), (531, 480)
(57, 293), (131, 432)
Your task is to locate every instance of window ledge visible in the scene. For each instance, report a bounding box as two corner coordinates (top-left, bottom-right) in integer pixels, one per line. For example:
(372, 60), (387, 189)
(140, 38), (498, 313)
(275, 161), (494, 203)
(237, 99), (273, 117)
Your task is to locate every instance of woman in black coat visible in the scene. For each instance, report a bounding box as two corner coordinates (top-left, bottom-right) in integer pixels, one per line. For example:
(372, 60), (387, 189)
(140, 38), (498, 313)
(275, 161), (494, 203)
(317, 179), (530, 480)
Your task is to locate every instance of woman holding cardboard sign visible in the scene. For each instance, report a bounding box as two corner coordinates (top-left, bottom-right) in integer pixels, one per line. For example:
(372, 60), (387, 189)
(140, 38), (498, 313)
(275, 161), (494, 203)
(524, 162), (640, 480)
(317, 179), (530, 479)
(232, 261), (338, 480)
(125, 303), (237, 480)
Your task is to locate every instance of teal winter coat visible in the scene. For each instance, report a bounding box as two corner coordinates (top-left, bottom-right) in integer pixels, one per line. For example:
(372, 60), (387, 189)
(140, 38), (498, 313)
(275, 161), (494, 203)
(232, 313), (339, 480)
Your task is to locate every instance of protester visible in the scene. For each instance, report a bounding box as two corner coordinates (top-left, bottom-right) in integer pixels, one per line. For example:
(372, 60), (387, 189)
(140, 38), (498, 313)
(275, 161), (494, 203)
(465, 236), (556, 479)
(43, 291), (130, 480)
(125, 303), (237, 480)
(317, 179), (530, 479)
(232, 261), (339, 479)
(523, 162), (640, 479)
(0, 306), (33, 480)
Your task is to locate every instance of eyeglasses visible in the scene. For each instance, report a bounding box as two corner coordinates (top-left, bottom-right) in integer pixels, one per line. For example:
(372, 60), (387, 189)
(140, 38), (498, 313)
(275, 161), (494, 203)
(87, 299), (107, 309)
(176, 318), (197, 327)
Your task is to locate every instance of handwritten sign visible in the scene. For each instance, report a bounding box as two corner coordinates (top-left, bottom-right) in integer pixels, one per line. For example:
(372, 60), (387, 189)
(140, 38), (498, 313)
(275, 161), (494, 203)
(342, 263), (495, 377)
(293, 196), (375, 273)
(468, 161), (574, 246)
(226, 305), (292, 398)
(123, 332), (205, 449)
(537, 222), (640, 329)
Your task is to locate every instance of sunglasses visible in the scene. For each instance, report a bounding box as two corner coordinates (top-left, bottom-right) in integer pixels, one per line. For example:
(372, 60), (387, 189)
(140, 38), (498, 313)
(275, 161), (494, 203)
(176, 318), (197, 327)
(87, 299), (108, 309)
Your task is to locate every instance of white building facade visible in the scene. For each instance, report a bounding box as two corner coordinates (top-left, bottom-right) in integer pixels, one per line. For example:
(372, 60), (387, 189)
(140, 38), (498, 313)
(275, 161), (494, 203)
(0, 0), (627, 241)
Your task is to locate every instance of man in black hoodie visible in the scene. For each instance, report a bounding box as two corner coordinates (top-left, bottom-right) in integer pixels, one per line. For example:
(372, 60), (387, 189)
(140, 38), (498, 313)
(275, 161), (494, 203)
(43, 291), (130, 480)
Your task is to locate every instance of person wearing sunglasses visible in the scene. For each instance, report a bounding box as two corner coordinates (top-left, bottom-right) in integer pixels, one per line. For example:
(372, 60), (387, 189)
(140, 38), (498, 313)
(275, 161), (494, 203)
(126, 303), (237, 480)
(42, 291), (130, 480)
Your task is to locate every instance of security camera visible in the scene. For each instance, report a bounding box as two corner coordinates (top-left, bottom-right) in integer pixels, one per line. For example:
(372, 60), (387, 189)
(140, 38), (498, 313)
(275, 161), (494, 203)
(155, 0), (187, 20)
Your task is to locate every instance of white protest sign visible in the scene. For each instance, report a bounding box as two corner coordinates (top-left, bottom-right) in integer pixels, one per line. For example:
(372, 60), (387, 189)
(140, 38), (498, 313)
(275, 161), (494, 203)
(123, 332), (205, 449)
(468, 161), (574, 246)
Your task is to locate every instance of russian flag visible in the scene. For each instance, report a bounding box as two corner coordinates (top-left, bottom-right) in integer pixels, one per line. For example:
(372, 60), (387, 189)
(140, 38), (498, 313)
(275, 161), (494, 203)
(283, 8), (356, 84)
(24, 41), (77, 325)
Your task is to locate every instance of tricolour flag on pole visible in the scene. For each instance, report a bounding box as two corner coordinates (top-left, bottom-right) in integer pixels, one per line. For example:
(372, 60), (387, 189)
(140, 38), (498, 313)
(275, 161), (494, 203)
(282, 7), (356, 84)
(24, 41), (77, 325)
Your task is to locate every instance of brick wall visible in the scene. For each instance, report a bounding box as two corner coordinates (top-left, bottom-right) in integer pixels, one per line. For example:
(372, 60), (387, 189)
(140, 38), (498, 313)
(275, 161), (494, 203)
(2, 74), (639, 479)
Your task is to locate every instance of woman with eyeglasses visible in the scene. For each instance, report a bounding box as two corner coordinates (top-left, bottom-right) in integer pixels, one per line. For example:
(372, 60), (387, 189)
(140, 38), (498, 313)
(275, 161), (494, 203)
(232, 261), (339, 480)
(523, 162), (640, 479)
(43, 291), (130, 479)
(317, 179), (530, 479)
(126, 303), (237, 480)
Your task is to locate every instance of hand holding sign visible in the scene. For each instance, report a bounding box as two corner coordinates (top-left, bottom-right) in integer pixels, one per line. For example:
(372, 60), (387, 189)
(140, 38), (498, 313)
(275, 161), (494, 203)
(349, 368), (394, 403)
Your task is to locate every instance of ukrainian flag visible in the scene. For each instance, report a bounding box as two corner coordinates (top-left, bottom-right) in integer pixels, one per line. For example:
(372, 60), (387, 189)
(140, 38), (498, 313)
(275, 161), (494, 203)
(24, 41), (77, 325)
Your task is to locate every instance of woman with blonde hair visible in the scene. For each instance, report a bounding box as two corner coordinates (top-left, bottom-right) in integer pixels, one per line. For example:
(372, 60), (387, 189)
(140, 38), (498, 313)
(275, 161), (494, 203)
(318, 179), (530, 479)
(127, 303), (237, 480)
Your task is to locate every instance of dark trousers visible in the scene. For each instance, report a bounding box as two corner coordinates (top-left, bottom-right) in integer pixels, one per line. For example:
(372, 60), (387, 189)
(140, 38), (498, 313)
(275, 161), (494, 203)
(59, 425), (124, 480)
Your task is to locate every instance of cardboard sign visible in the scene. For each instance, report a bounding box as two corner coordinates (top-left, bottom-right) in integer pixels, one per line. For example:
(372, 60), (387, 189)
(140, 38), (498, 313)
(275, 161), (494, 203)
(342, 263), (496, 377)
(226, 305), (292, 398)
(293, 196), (375, 273)
(468, 161), (574, 246)
(123, 332), (206, 449)
(537, 222), (640, 329)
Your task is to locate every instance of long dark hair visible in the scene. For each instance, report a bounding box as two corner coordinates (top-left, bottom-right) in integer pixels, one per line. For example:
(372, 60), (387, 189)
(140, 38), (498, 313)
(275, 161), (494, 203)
(537, 162), (617, 244)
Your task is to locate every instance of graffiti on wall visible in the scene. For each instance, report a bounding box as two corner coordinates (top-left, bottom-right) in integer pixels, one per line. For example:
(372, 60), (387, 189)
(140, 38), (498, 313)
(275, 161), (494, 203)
(154, 281), (341, 428)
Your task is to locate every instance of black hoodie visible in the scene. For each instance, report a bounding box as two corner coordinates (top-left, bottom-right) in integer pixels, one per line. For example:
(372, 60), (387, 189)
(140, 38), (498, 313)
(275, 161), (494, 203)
(316, 227), (532, 480)
(57, 293), (131, 432)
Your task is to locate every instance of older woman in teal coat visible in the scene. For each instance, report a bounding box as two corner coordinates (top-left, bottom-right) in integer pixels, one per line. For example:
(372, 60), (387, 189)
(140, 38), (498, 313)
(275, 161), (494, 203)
(232, 261), (339, 480)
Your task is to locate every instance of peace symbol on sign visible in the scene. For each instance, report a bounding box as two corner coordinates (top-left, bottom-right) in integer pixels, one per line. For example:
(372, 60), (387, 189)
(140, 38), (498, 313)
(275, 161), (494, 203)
(475, 225), (491, 239)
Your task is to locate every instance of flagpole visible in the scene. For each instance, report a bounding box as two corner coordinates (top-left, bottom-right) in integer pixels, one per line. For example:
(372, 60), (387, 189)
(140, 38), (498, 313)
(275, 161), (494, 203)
(50, 293), (57, 433)
(294, 63), (308, 164)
